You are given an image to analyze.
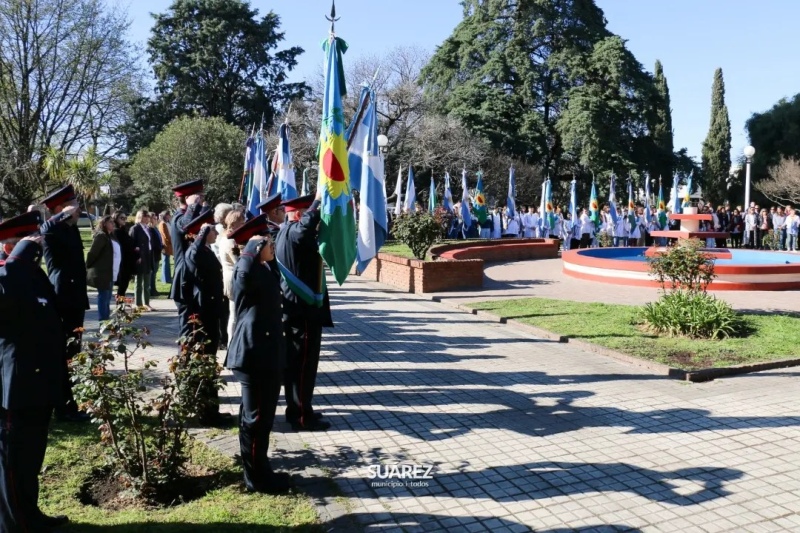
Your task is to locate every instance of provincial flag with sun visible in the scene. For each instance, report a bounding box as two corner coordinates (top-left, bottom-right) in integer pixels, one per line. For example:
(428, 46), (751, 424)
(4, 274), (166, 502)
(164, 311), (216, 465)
(589, 181), (600, 227)
(474, 171), (488, 224)
(317, 33), (356, 285)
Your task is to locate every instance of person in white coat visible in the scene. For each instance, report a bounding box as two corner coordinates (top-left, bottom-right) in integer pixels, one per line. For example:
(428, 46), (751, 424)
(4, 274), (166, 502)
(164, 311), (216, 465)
(627, 211), (641, 247)
(614, 211), (628, 247)
(579, 208), (593, 248)
(492, 207), (503, 239)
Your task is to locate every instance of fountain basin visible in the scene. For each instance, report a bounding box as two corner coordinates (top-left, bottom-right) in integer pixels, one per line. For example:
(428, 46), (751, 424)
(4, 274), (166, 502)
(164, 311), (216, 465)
(562, 247), (800, 291)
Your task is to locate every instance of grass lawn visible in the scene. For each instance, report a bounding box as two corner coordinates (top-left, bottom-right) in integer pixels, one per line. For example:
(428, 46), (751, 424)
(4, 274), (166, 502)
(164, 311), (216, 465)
(41, 422), (320, 532)
(469, 297), (800, 370)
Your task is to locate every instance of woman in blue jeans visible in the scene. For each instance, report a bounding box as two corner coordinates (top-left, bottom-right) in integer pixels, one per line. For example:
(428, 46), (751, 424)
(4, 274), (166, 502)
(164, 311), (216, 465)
(86, 215), (121, 320)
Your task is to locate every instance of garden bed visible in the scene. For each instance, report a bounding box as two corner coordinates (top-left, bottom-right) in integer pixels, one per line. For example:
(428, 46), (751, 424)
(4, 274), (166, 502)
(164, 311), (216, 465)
(467, 297), (800, 372)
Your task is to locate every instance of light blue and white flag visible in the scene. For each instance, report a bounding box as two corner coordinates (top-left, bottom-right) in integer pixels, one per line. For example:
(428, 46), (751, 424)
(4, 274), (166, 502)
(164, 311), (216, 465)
(393, 167), (403, 216)
(301, 168), (310, 196)
(275, 123), (297, 201)
(539, 179), (549, 235)
(349, 86), (387, 273)
(346, 85), (372, 192)
(644, 173), (652, 224)
(404, 165), (416, 212)
(671, 174), (681, 215)
(506, 167), (516, 218)
(460, 169), (471, 230)
(609, 174), (619, 224)
(247, 132), (268, 217)
(442, 172), (454, 212)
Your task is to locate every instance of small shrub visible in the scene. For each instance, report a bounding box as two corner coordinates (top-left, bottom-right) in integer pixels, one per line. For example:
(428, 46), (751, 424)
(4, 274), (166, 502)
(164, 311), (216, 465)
(391, 211), (442, 259)
(71, 298), (222, 499)
(598, 232), (613, 248)
(761, 232), (779, 251)
(647, 238), (715, 293)
(432, 206), (454, 240)
(639, 291), (743, 339)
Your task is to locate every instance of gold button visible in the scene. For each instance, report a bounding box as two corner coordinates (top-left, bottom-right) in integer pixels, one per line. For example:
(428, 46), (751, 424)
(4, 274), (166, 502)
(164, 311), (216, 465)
(266, 332), (269, 336)
(35, 368), (40, 373)
(283, 332), (286, 336)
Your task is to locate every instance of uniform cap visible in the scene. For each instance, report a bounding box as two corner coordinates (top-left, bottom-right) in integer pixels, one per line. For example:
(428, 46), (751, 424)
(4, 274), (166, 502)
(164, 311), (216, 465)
(229, 214), (269, 245)
(41, 184), (76, 210)
(171, 179), (204, 198)
(183, 209), (214, 235)
(0, 211), (43, 242)
(282, 194), (315, 213)
(257, 193), (282, 213)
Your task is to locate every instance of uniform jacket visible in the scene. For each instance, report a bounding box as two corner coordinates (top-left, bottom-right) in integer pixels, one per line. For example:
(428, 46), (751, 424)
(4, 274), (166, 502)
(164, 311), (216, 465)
(275, 201), (333, 326)
(129, 223), (153, 275)
(41, 212), (89, 314)
(157, 220), (173, 256)
(0, 240), (64, 409)
(86, 232), (114, 289)
(224, 239), (286, 372)
(184, 225), (224, 320)
(169, 203), (203, 303)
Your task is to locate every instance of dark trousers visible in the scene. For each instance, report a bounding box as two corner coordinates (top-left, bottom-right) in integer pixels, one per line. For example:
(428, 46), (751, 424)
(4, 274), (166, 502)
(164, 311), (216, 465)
(283, 316), (323, 425)
(116, 273), (131, 297)
(0, 407), (52, 532)
(219, 296), (230, 347)
(731, 233), (742, 248)
(579, 233), (591, 249)
(232, 369), (281, 491)
(56, 310), (85, 417)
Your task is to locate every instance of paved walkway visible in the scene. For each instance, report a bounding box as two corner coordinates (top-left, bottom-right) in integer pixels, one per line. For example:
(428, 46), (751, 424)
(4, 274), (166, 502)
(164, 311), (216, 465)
(104, 276), (800, 533)
(429, 258), (800, 314)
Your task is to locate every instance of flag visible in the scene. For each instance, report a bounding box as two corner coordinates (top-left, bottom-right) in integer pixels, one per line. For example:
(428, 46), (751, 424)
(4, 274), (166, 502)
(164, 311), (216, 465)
(241, 134), (255, 203)
(460, 169), (471, 230)
(569, 178), (578, 227)
(266, 152), (278, 197)
(683, 172), (693, 208)
(539, 179), (548, 234)
(657, 179), (667, 228)
(317, 34), (356, 285)
(545, 178), (555, 230)
(275, 123), (297, 201)
(404, 166), (416, 212)
(644, 174), (652, 225)
(474, 171), (487, 224)
(351, 86), (387, 274)
(608, 174), (619, 224)
(346, 85), (372, 192)
(247, 132), (268, 217)
(671, 174), (681, 215)
(301, 168), (309, 196)
(506, 167), (516, 218)
(589, 181), (600, 227)
(393, 167), (403, 216)
(428, 176), (437, 213)
(627, 179), (636, 227)
(442, 172), (454, 212)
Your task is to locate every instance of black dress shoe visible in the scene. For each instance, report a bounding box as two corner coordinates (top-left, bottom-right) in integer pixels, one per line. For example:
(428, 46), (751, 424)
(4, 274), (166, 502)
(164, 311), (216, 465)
(55, 412), (91, 423)
(246, 473), (292, 495)
(291, 419), (331, 432)
(285, 412), (323, 424)
(200, 412), (234, 428)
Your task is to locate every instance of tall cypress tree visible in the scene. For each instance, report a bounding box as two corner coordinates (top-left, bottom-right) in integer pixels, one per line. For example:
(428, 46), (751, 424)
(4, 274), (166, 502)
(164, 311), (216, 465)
(649, 60), (673, 182)
(701, 68), (732, 205)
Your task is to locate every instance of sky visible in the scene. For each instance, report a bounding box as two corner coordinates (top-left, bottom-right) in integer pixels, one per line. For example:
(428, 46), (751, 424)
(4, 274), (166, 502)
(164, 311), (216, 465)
(126, 0), (800, 163)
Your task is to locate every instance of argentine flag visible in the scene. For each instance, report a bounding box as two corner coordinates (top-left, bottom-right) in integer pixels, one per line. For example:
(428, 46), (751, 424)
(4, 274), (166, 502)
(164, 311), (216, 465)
(442, 172), (454, 212)
(275, 123), (297, 201)
(347, 86), (388, 273)
(247, 132), (268, 217)
(404, 166), (416, 212)
(460, 169), (471, 230)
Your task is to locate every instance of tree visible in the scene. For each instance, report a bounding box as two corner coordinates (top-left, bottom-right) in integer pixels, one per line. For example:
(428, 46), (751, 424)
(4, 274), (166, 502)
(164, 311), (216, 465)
(649, 60), (673, 182)
(43, 146), (103, 225)
(701, 68), (732, 205)
(0, 0), (140, 216)
(131, 0), (306, 154)
(745, 93), (800, 197)
(757, 157), (800, 205)
(129, 116), (245, 210)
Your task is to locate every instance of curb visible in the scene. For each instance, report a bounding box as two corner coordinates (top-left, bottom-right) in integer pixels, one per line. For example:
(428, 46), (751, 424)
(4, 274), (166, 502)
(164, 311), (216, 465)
(423, 293), (800, 383)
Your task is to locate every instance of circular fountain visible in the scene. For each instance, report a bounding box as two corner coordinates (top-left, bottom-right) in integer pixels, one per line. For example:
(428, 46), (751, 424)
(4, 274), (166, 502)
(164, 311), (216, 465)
(562, 208), (800, 291)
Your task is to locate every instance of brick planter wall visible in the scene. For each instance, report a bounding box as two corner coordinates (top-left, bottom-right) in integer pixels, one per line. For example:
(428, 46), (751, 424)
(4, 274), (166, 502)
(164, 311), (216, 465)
(430, 238), (560, 262)
(353, 253), (483, 293)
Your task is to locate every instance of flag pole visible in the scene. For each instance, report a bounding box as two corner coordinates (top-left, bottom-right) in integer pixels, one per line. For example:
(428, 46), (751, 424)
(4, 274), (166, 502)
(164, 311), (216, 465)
(326, 0), (339, 35)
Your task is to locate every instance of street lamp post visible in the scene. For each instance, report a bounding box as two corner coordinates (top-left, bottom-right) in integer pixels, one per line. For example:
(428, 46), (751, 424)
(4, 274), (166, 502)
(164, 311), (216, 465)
(743, 145), (755, 209)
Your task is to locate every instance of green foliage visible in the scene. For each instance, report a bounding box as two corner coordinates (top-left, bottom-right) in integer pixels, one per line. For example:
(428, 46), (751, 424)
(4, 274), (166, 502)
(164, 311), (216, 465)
(640, 291), (742, 339)
(71, 299), (222, 499)
(391, 212), (442, 259)
(649, 60), (674, 181)
(130, 116), (245, 209)
(761, 231), (780, 251)
(647, 239), (716, 293)
(597, 231), (613, 248)
(701, 68), (732, 206)
(127, 0), (306, 153)
(746, 94), (800, 203)
(432, 206), (455, 240)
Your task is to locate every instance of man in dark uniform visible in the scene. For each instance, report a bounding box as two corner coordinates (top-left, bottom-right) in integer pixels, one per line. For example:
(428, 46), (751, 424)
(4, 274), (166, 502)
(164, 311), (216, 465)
(0, 212), (70, 531)
(257, 193), (285, 227)
(40, 185), (90, 423)
(169, 179), (205, 343)
(275, 194), (333, 432)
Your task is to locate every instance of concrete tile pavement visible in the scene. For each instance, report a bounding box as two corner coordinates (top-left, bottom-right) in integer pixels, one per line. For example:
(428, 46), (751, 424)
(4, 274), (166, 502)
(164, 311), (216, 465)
(85, 277), (800, 532)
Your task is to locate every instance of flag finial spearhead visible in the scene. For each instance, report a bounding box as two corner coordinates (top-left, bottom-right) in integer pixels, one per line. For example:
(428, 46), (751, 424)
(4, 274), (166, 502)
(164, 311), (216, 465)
(326, 0), (340, 34)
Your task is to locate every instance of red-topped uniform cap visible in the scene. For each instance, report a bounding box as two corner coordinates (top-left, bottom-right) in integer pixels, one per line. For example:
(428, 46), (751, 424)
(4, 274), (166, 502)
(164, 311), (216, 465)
(281, 194), (315, 213)
(41, 185), (76, 210)
(171, 179), (204, 198)
(257, 193), (282, 213)
(229, 214), (269, 245)
(0, 211), (43, 242)
(183, 209), (214, 235)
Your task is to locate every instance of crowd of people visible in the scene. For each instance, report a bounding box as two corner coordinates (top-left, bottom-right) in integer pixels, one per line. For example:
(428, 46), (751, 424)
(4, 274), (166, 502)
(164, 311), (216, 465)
(0, 179), (333, 530)
(442, 200), (800, 251)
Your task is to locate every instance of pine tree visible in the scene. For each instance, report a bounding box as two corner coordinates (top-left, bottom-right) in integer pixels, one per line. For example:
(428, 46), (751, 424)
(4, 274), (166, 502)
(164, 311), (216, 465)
(701, 68), (732, 205)
(649, 60), (674, 182)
